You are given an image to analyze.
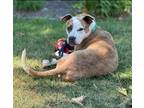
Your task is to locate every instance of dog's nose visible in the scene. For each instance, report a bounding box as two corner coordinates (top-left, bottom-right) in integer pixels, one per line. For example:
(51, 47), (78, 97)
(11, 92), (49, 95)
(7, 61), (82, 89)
(69, 36), (76, 43)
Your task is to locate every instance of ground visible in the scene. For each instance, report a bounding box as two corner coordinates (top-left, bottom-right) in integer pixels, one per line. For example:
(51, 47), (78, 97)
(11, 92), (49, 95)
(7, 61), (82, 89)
(13, 16), (131, 108)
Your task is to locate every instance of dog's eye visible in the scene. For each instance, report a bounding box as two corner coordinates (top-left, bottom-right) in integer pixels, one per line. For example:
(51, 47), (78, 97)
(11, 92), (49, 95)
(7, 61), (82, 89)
(77, 28), (84, 31)
(67, 26), (72, 32)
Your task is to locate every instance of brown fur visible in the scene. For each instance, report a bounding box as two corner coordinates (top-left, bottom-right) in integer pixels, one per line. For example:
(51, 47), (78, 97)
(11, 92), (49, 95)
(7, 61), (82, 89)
(22, 14), (118, 81)
(23, 27), (118, 82)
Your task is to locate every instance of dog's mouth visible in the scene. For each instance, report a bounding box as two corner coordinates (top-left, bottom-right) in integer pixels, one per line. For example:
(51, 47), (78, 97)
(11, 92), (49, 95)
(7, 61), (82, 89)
(68, 42), (77, 46)
(67, 38), (77, 46)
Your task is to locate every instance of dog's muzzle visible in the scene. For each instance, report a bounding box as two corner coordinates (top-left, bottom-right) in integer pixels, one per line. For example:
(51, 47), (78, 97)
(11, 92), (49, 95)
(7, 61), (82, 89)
(68, 36), (76, 45)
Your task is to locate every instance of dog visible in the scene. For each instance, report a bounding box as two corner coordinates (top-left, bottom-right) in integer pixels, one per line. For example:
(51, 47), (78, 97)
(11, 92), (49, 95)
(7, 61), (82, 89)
(21, 13), (118, 82)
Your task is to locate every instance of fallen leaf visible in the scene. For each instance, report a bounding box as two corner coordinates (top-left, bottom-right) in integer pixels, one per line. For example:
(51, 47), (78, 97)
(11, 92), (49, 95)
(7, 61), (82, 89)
(71, 96), (86, 107)
(118, 87), (128, 96)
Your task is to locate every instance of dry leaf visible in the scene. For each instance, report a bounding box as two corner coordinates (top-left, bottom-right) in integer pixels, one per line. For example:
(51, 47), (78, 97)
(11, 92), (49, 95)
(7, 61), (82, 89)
(71, 96), (86, 107)
(118, 87), (128, 96)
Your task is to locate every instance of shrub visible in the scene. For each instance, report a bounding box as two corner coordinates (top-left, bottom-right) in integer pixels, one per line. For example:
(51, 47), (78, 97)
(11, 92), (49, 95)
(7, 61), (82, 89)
(14, 0), (45, 11)
(73, 0), (132, 17)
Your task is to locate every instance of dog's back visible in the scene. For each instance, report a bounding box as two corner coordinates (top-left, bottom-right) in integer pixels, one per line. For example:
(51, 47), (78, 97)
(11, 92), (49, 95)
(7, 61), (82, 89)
(70, 28), (118, 78)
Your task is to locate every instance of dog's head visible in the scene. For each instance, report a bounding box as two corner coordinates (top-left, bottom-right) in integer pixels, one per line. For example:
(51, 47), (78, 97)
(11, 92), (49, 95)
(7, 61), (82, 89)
(61, 14), (96, 46)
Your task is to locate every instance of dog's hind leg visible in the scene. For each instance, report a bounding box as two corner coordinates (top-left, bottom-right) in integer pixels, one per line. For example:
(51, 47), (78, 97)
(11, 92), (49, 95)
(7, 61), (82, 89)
(62, 71), (79, 82)
(62, 75), (75, 82)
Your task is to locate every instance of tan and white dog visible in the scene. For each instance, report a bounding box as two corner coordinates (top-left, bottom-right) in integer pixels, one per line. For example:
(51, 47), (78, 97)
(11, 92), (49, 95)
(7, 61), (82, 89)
(21, 14), (118, 82)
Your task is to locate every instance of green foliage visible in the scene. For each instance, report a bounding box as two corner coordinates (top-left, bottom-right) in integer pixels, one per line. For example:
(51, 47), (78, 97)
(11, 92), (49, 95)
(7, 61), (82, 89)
(14, 0), (45, 11)
(73, 1), (85, 11)
(74, 0), (132, 17)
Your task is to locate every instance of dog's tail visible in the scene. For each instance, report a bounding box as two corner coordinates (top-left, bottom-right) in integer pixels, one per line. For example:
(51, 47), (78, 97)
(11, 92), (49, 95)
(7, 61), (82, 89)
(21, 49), (64, 77)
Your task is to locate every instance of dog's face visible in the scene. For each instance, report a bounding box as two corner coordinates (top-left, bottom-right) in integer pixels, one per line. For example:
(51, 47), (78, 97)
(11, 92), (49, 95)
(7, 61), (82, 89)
(61, 14), (96, 46)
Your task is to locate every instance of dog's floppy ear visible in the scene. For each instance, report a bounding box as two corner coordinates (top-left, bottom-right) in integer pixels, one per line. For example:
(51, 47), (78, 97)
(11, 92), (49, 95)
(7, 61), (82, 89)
(61, 14), (72, 22)
(83, 14), (95, 25)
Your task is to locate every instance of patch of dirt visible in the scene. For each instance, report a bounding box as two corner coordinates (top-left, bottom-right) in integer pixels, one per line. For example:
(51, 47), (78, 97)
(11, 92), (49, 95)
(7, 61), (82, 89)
(13, 0), (80, 19)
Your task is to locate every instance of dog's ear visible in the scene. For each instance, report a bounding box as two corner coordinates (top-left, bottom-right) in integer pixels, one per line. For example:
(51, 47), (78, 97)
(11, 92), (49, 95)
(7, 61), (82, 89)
(82, 14), (95, 25)
(61, 14), (72, 22)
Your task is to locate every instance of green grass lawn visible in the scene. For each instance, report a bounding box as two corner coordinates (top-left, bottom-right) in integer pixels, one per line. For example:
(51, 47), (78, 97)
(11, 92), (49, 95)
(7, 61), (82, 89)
(13, 16), (132, 108)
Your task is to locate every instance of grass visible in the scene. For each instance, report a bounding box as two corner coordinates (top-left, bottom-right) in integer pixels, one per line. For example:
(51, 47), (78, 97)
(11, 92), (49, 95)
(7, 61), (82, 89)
(14, 0), (45, 11)
(13, 16), (132, 108)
